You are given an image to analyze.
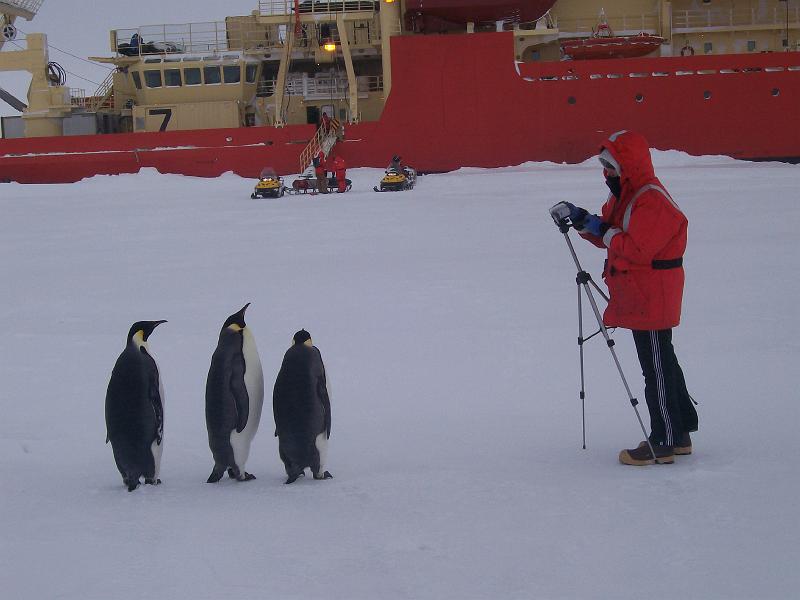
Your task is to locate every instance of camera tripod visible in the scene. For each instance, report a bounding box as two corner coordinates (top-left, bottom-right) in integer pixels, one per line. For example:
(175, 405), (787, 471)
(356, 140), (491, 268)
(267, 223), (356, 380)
(550, 208), (656, 459)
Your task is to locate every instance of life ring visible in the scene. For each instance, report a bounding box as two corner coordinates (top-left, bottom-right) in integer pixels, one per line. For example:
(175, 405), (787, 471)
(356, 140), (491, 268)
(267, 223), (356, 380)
(681, 45), (695, 57)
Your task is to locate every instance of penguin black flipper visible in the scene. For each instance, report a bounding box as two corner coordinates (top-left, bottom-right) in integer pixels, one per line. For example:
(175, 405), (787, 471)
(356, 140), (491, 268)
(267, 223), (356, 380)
(230, 348), (250, 433)
(141, 346), (164, 444)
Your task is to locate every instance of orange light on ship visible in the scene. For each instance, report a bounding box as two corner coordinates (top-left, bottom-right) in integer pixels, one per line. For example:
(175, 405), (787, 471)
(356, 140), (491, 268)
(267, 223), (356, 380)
(323, 40), (336, 52)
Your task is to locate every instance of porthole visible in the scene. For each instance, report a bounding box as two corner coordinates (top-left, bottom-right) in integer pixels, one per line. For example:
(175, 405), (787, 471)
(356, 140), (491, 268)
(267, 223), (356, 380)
(703, 90), (712, 100)
(567, 96), (576, 105)
(772, 88), (780, 97)
(635, 93), (644, 103)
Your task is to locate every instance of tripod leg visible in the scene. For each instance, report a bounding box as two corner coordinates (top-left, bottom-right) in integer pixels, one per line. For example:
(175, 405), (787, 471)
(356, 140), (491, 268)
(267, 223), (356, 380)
(578, 283), (586, 449)
(559, 228), (656, 460)
(580, 281), (658, 460)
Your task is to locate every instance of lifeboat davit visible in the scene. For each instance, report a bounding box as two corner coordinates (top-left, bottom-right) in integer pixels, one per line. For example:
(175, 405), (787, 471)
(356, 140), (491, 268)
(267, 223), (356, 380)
(560, 11), (664, 60)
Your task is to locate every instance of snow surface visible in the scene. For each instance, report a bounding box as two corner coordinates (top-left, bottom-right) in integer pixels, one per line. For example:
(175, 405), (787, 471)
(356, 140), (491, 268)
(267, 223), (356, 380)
(1, 154), (798, 599)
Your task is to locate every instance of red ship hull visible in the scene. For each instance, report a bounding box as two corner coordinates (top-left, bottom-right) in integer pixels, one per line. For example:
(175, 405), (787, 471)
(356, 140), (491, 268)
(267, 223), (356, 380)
(1, 31), (799, 183)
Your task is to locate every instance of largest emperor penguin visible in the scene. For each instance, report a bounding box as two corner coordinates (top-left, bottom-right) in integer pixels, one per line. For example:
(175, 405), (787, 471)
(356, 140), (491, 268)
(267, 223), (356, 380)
(105, 320), (167, 492)
(273, 329), (332, 484)
(205, 303), (264, 482)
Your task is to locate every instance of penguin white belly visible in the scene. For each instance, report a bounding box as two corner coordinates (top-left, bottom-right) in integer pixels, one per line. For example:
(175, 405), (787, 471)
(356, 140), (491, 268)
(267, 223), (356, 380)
(315, 431), (328, 473)
(150, 362), (165, 479)
(230, 328), (264, 469)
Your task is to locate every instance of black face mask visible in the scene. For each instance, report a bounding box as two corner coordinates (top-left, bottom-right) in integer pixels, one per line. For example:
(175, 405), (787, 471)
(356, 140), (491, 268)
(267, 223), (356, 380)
(605, 175), (621, 199)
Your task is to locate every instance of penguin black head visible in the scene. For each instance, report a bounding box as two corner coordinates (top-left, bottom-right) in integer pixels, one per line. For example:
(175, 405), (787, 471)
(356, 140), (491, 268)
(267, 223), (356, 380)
(222, 303), (251, 331)
(127, 320), (167, 344)
(293, 329), (312, 345)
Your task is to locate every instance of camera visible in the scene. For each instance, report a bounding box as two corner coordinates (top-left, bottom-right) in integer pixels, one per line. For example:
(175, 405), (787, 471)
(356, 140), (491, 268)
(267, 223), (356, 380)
(549, 202), (572, 225)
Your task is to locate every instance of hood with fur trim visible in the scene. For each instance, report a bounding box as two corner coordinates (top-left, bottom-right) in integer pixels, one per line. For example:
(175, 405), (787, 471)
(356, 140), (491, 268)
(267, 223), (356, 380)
(600, 130), (656, 190)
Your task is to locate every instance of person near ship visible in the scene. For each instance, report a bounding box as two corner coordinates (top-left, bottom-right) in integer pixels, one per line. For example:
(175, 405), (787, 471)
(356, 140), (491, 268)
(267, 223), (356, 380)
(562, 130), (698, 466)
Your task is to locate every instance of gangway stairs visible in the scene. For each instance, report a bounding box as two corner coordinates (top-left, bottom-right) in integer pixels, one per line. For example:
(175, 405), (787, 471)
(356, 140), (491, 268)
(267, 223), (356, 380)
(299, 117), (340, 174)
(87, 71), (115, 112)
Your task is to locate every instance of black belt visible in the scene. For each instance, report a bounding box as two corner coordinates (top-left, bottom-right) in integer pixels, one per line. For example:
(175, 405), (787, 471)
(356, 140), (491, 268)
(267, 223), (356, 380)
(652, 257), (683, 270)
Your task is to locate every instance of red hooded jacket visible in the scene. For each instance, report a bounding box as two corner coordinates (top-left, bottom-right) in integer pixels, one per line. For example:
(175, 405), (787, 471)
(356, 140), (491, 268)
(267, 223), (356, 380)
(582, 131), (687, 330)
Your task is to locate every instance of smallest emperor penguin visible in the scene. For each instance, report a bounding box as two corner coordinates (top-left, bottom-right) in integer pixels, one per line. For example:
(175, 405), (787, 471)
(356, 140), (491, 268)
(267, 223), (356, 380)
(273, 329), (332, 484)
(105, 320), (167, 492)
(205, 303), (264, 482)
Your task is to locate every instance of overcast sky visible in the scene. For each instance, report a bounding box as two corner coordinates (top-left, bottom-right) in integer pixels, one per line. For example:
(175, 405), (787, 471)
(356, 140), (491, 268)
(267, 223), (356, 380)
(0, 0), (255, 117)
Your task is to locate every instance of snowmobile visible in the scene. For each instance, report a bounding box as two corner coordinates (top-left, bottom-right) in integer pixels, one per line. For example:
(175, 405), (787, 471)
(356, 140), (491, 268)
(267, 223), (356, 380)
(374, 166), (417, 192)
(250, 168), (286, 198)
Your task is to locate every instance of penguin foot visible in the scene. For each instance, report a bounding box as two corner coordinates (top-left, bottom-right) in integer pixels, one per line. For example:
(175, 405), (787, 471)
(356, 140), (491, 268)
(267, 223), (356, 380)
(144, 478), (161, 486)
(284, 472), (305, 484)
(125, 480), (140, 492)
(313, 471), (333, 480)
(237, 472), (256, 482)
(207, 467), (225, 483)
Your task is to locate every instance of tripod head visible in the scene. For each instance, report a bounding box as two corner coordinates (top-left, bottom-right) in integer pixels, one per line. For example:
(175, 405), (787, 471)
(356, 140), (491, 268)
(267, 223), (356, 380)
(549, 202), (575, 234)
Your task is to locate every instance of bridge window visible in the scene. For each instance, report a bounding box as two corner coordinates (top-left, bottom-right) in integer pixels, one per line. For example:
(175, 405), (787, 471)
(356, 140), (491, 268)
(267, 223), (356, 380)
(131, 71), (142, 90)
(223, 65), (241, 84)
(184, 67), (201, 86)
(164, 69), (182, 87)
(203, 66), (222, 85)
(246, 64), (258, 83)
(747, 40), (757, 52)
(144, 70), (162, 88)
(704, 42), (713, 54)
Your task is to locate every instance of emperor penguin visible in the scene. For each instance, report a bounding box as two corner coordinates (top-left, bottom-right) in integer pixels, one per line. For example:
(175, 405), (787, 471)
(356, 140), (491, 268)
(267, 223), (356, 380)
(205, 303), (264, 482)
(105, 320), (167, 492)
(273, 329), (332, 484)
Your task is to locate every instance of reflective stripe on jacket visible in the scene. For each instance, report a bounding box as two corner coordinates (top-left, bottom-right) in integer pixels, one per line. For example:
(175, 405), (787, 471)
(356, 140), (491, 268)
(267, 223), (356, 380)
(584, 131), (688, 330)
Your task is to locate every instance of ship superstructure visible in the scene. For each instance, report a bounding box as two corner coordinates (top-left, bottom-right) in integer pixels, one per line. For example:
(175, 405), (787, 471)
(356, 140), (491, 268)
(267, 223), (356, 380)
(0, 1), (798, 183)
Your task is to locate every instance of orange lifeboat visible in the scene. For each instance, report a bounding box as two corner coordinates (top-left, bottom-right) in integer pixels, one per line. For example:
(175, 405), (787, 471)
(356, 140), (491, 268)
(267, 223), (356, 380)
(561, 13), (664, 60)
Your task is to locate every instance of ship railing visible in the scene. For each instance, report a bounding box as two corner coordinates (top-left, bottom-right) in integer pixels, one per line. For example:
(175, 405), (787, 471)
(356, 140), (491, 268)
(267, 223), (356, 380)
(673, 7), (800, 31)
(257, 0), (379, 17)
(113, 21), (274, 57)
(113, 16), (380, 57)
(557, 13), (660, 37)
(69, 88), (86, 108)
(0, 0), (44, 20)
(279, 20), (379, 48)
(258, 74), (381, 98)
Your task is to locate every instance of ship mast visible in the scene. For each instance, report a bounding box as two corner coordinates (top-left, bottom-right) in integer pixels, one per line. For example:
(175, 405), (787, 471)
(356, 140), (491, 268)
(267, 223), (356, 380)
(0, 0), (45, 52)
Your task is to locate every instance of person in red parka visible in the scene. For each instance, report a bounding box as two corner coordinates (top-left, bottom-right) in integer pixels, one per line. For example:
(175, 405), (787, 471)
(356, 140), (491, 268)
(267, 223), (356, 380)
(564, 130), (698, 466)
(331, 155), (347, 193)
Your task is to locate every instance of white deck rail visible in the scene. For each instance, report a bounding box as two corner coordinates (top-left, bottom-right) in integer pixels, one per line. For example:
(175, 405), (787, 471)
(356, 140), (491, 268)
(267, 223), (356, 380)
(673, 7), (800, 30)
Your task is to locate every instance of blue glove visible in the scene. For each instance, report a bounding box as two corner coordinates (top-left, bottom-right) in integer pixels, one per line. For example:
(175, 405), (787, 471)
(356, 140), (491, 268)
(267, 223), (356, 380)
(580, 214), (608, 237)
(563, 202), (588, 225)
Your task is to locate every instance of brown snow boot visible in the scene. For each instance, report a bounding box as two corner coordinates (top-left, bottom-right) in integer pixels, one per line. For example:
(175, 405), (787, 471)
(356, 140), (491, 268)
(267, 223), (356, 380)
(619, 443), (674, 466)
(638, 432), (692, 455)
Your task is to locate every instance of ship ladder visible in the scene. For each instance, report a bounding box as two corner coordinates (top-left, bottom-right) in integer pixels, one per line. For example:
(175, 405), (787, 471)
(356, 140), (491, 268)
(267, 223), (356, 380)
(299, 117), (340, 173)
(87, 71), (115, 112)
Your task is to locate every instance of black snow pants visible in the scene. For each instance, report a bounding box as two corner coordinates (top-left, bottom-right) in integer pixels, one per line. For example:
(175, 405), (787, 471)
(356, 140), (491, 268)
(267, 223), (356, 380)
(631, 329), (698, 447)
